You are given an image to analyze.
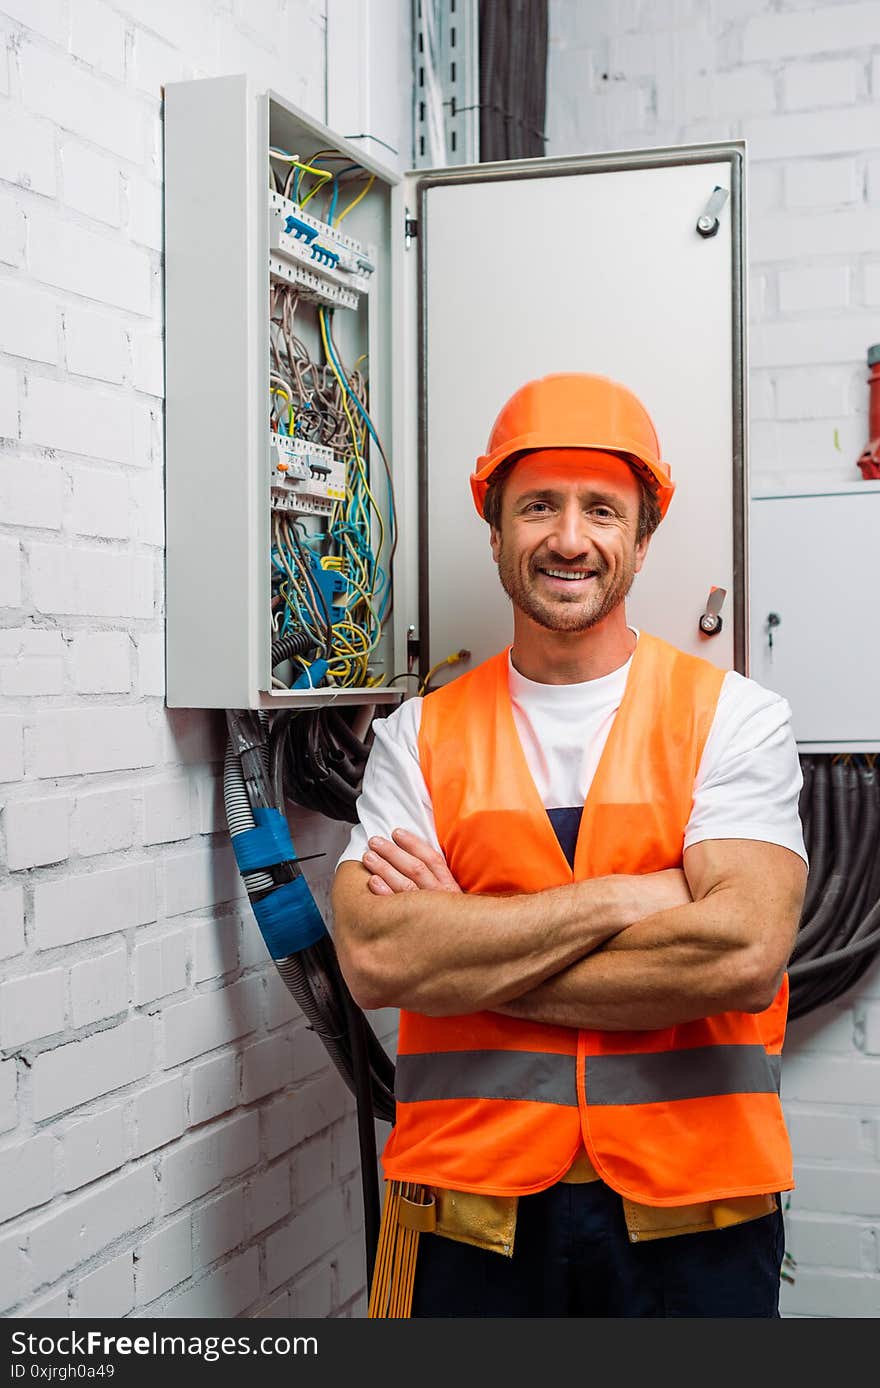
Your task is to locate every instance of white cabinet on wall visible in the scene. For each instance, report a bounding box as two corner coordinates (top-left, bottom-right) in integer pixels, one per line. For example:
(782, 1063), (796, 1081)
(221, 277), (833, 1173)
(749, 482), (880, 751)
(164, 75), (750, 708)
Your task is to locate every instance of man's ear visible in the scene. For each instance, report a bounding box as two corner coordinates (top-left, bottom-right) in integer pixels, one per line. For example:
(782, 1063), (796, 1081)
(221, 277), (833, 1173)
(489, 526), (501, 565)
(634, 533), (651, 573)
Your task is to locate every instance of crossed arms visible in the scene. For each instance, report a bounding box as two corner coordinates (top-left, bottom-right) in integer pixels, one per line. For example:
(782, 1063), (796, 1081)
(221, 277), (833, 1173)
(331, 829), (807, 1030)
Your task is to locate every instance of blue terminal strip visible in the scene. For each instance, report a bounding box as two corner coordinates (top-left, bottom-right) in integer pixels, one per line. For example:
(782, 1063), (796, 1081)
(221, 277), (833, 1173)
(283, 214), (318, 243)
(309, 241), (340, 269)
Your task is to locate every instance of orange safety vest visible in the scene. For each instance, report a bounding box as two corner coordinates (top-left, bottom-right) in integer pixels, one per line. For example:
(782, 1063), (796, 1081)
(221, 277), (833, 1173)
(381, 632), (793, 1207)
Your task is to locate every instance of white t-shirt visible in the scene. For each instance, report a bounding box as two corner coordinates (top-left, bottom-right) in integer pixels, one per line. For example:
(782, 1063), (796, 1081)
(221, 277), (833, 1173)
(338, 635), (807, 873)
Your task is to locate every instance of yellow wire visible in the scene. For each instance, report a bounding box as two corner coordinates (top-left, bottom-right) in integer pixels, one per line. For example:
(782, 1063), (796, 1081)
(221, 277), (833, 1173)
(334, 174), (375, 225)
(418, 651), (469, 697)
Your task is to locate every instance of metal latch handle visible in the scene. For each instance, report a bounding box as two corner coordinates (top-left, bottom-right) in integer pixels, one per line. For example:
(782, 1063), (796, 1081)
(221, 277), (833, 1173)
(696, 186), (729, 238)
(699, 586), (727, 635)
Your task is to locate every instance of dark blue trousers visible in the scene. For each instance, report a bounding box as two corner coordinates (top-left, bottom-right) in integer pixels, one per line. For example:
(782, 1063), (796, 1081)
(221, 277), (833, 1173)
(411, 1180), (784, 1318)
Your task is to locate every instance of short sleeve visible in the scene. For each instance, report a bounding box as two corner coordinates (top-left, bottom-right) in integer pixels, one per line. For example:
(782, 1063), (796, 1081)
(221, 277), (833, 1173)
(335, 696), (441, 868)
(684, 671), (808, 864)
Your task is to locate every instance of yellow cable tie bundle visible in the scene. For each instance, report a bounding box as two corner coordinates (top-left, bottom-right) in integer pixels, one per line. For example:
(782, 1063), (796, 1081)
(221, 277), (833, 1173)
(367, 1180), (435, 1319)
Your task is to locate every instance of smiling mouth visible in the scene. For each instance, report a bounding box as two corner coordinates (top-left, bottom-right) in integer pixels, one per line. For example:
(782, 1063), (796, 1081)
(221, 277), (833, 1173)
(537, 567), (598, 582)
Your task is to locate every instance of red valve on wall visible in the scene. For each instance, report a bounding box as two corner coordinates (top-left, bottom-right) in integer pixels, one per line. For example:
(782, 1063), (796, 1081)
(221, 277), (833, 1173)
(857, 343), (880, 480)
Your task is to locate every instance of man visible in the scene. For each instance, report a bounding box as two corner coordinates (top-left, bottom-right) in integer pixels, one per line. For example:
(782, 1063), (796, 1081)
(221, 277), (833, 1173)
(332, 373), (808, 1318)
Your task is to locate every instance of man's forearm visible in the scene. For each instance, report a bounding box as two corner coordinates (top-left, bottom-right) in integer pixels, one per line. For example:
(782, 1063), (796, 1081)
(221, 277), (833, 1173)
(332, 864), (688, 1015)
(496, 893), (777, 1030)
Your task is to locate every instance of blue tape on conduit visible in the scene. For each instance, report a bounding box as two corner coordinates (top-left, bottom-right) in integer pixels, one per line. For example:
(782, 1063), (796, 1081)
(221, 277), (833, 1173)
(231, 807), (295, 873)
(252, 876), (328, 958)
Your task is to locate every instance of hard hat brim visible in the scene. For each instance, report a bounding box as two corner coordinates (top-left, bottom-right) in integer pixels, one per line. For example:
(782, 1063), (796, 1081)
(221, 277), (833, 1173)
(470, 434), (675, 520)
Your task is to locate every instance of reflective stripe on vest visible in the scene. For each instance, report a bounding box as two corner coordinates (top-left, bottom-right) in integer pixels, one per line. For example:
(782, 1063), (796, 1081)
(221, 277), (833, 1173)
(380, 633), (794, 1205)
(394, 1045), (783, 1108)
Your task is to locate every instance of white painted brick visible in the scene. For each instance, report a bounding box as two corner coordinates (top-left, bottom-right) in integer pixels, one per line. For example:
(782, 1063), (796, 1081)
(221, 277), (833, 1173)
(19, 42), (144, 163)
(0, 194), (25, 267)
(134, 1214), (192, 1306)
(293, 1132), (332, 1206)
(193, 1186), (246, 1268)
(60, 140), (121, 227)
(163, 976), (262, 1068)
(242, 1034), (292, 1104)
(162, 844), (242, 919)
(0, 364), (18, 442)
(0, 716), (25, 784)
(191, 914), (239, 982)
(266, 1186), (346, 1288)
(130, 471), (164, 548)
(334, 1116), (361, 1181)
(28, 1165), (155, 1285)
(0, 457), (64, 531)
(1, 0), (68, 44)
(0, 966), (66, 1046)
(23, 376), (151, 467)
(264, 968), (299, 1032)
(786, 1214), (870, 1271)
(161, 708), (226, 766)
(70, 467), (130, 540)
(783, 59), (859, 111)
(131, 1074), (186, 1158)
(752, 315), (880, 368)
(782, 1055), (880, 1107)
(70, 945), (129, 1027)
(142, 777), (192, 846)
(4, 795), (70, 869)
(62, 1106), (128, 1191)
(248, 1161), (291, 1235)
(258, 1289), (291, 1318)
(291, 1262), (333, 1318)
(864, 1000), (880, 1054)
(72, 786), (136, 856)
(793, 1164), (880, 1217)
(780, 1267), (880, 1318)
(0, 106), (55, 196)
(32, 1016), (153, 1120)
(749, 370), (774, 420)
(24, 1289), (69, 1317)
(775, 370), (851, 421)
(786, 1004), (858, 1054)
(130, 26), (199, 97)
(291, 1016), (332, 1081)
(30, 543), (154, 618)
(0, 626), (65, 696)
(743, 3), (880, 60)
(744, 107), (880, 162)
(62, 305), (128, 385)
(754, 207), (880, 263)
(162, 1247), (259, 1319)
(0, 281), (58, 364)
(0, 1228), (26, 1314)
(865, 264), (880, 306)
(0, 538), (21, 610)
(782, 156), (855, 209)
(779, 266), (850, 313)
(240, 913), (270, 970)
(697, 67), (776, 119)
(0, 1059), (17, 1135)
(35, 860), (156, 948)
(27, 209), (151, 316)
(189, 1051), (238, 1127)
(190, 770), (223, 836)
(126, 174), (163, 251)
(786, 1109), (871, 1161)
(28, 704), (159, 778)
(132, 929), (188, 1007)
(751, 417), (862, 475)
(0, 884), (24, 960)
(131, 331), (164, 398)
(74, 1250), (134, 1319)
(334, 1231), (366, 1307)
(69, 630), (131, 692)
(159, 1112), (260, 1214)
(69, 0), (127, 81)
(0, 1133), (55, 1221)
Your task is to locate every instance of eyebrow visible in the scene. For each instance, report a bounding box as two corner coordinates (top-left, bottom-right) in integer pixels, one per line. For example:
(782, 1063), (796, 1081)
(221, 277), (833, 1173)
(512, 487), (625, 507)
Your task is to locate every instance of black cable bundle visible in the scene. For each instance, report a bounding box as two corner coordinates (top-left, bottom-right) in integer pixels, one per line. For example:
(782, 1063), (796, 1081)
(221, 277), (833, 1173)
(269, 706), (370, 823)
(479, 0), (549, 162)
(788, 754), (880, 1019)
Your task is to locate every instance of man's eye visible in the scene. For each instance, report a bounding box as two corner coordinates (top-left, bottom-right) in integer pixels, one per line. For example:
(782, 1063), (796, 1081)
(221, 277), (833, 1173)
(591, 507), (615, 520)
(525, 502), (551, 514)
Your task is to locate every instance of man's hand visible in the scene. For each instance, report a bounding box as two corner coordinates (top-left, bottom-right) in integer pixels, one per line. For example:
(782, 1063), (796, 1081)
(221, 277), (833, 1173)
(362, 828), (462, 896)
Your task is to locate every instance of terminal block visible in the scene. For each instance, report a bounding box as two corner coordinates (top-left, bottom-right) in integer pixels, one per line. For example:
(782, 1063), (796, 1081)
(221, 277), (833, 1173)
(270, 433), (346, 516)
(268, 191), (375, 310)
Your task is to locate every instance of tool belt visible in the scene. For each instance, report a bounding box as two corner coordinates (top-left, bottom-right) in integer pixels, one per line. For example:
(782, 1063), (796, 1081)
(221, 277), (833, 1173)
(367, 1153), (777, 1318)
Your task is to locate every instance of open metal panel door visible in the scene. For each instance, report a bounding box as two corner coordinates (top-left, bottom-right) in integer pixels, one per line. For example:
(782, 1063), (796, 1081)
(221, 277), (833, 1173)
(406, 145), (746, 687)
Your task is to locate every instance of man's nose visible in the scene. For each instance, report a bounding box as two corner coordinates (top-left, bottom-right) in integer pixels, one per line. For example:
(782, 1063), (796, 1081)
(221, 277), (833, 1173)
(549, 504), (589, 557)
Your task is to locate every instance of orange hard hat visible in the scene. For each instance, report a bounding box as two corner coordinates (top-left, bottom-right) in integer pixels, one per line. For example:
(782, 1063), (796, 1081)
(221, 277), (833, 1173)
(470, 372), (674, 521)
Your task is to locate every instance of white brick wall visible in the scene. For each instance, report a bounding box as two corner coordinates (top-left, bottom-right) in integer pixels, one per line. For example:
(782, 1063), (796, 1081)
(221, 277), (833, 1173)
(548, 0), (880, 1318)
(0, 0), (408, 1320)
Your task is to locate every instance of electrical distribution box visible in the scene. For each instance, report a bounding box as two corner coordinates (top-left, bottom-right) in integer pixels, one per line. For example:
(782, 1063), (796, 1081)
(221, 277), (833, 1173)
(749, 482), (880, 751)
(165, 75), (748, 709)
